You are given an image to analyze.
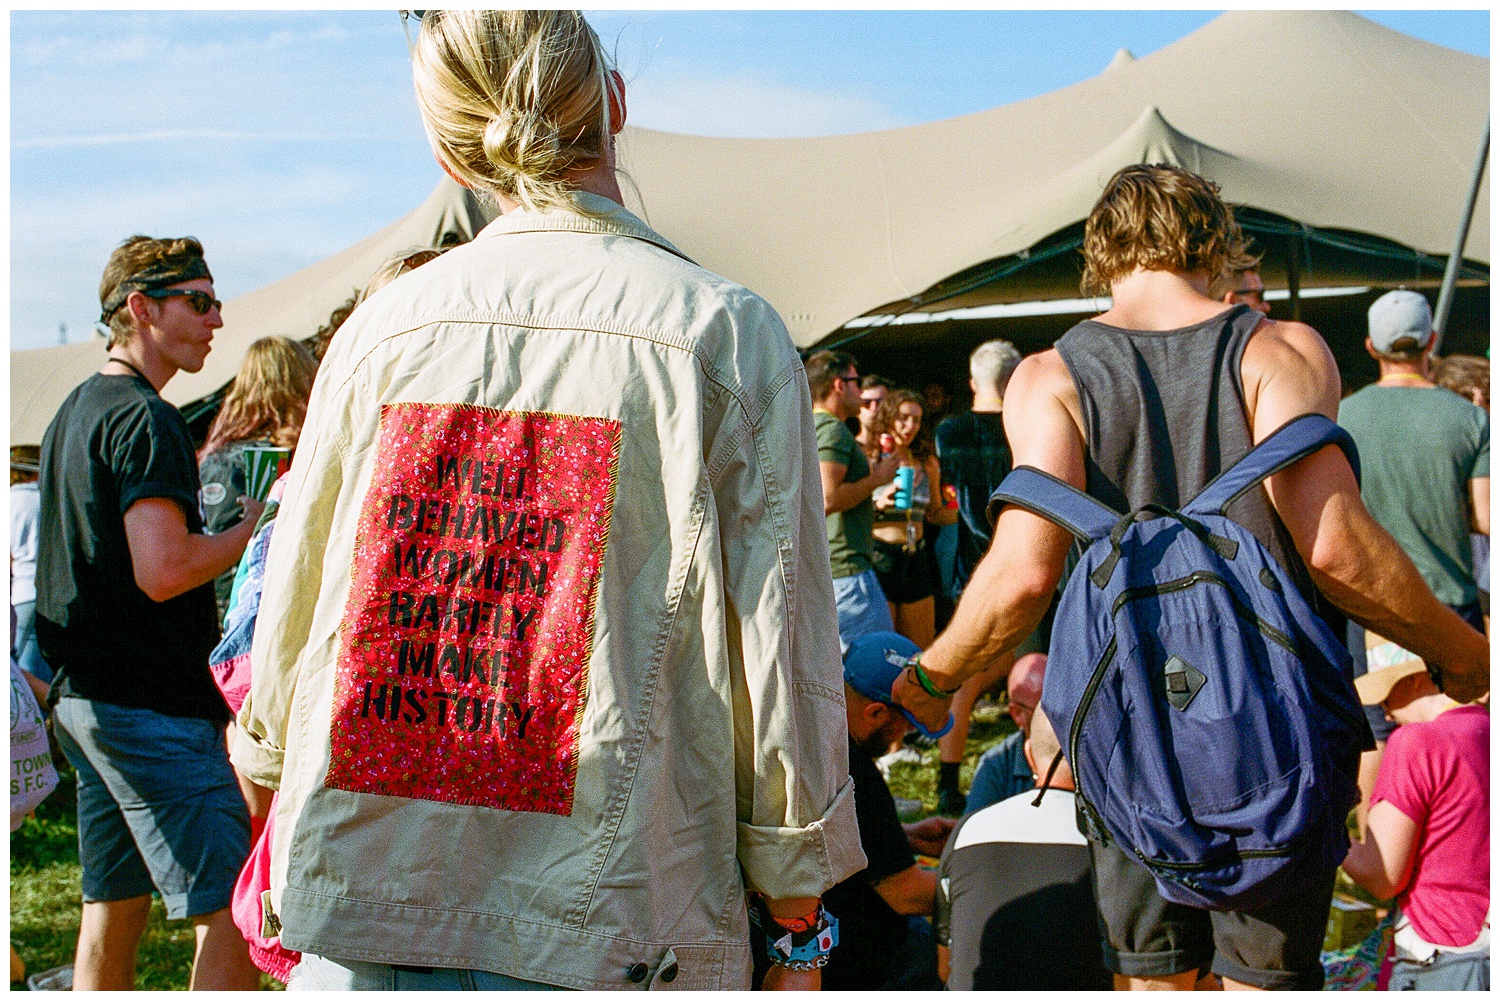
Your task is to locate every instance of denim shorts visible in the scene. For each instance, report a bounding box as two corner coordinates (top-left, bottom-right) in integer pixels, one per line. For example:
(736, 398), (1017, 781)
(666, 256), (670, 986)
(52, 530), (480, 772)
(288, 953), (565, 991)
(52, 696), (249, 920)
(832, 567), (895, 655)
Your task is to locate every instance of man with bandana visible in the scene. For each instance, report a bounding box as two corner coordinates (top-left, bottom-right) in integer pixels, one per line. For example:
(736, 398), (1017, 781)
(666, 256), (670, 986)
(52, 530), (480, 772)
(36, 236), (264, 990)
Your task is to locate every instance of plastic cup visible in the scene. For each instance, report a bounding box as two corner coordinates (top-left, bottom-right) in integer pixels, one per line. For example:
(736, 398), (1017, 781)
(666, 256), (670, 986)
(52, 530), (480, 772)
(243, 446), (291, 502)
(893, 466), (915, 510)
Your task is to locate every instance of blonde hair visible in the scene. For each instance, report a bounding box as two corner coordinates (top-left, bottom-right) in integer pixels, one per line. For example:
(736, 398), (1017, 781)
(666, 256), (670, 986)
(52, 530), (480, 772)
(411, 10), (618, 215)
(199, 337), (318, 459)
(363, 247), (448, 301)
(1081, 165), (1248, 297)
(98, 235), (209, 348)
(969, 339), (1023, 397)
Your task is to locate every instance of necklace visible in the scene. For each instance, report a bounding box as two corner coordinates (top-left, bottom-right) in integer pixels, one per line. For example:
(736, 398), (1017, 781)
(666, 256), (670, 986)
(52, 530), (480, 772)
(1377, 373), (1432, 388)
(103, 356), (153, 386)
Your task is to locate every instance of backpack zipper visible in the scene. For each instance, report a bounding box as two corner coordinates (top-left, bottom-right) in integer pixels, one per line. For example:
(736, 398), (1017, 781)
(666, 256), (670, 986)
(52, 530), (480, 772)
(1112, 571), (1367, 735)
(1068, 635), (1116, 840)
(1110, 571), (1296, 654)
(1069, 569), (1365, 852)
(1135, 843), (1297, 872)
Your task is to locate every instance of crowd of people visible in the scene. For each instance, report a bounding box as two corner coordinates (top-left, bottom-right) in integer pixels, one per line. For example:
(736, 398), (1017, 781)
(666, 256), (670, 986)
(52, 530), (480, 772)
(11, 8), (1489, 993)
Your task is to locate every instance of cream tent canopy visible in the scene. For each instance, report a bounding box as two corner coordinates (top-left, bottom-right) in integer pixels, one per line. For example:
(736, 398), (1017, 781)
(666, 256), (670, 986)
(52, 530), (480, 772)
(10, 9), (1487, 445)
(11, 182), (493, 444)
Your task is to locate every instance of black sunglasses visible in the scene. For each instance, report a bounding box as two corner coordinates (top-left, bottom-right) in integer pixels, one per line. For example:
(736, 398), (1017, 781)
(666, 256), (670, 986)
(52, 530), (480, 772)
(142, 288), (222, 316)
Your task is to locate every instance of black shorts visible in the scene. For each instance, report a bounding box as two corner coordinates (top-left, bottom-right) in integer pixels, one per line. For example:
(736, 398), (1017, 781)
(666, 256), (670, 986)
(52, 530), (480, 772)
(871, 537), (934, 605)
(1088, 838), (1335, 990)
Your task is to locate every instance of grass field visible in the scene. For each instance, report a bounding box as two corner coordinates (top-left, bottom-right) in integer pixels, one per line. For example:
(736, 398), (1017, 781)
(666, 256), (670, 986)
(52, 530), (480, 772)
(9, 706), (1015, 991)
(9, 765), (284, 992)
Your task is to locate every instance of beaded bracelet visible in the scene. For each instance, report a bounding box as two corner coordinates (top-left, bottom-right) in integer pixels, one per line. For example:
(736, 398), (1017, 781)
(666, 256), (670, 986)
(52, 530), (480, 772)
(749, 900), (839, 970)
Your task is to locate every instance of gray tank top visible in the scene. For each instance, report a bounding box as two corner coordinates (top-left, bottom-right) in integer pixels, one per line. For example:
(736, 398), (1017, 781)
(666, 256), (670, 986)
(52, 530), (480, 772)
(1055, 304), (1323, 611)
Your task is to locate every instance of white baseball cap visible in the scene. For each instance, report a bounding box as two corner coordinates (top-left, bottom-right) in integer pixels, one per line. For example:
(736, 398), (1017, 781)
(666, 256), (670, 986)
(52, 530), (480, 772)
(1367, 289), (1433, 354)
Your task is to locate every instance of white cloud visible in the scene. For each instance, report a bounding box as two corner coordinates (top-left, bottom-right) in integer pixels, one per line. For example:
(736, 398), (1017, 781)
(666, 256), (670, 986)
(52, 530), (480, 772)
(11, 162), (439, 352)
(13, 131), (398, 150)
(624, 71), (910, 138)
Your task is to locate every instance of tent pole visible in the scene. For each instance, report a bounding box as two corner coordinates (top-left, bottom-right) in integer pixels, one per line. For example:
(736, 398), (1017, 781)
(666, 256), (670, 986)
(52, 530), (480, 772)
(1286, 233), (1301, 321)
(1432, 119), (1490, 356)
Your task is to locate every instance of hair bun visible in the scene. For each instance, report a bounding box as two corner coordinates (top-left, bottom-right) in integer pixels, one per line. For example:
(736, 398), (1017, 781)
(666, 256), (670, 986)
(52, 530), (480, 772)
(483, 110), (564, 180)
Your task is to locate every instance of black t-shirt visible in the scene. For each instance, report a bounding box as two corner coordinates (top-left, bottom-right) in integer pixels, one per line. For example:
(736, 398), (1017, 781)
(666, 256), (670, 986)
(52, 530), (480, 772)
(935, 790), (1110, 990)
(820, 736), (916, 990)
(36, 372), (228, 722)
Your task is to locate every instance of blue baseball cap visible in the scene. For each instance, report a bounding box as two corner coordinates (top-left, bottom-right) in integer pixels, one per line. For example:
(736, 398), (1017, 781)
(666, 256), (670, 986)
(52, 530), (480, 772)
(843, 631), (955, 739)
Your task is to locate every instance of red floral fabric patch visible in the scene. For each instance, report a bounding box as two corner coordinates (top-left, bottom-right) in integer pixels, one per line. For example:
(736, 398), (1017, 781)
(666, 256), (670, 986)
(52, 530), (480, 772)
(326, 404), (620, 815)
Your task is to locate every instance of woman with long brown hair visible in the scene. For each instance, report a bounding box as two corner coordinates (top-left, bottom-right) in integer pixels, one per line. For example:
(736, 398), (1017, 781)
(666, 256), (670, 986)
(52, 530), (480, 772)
(197, 336), (317, 619)
(870, 388), (955, 646)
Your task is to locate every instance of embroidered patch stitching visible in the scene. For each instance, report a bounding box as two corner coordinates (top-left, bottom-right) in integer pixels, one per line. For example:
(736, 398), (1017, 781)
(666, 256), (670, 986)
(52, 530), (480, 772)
(325, 403), (621, 815)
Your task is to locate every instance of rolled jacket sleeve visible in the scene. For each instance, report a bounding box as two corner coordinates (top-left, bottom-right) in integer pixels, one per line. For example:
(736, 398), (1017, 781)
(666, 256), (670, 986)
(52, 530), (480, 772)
(712, 356), (867, 900)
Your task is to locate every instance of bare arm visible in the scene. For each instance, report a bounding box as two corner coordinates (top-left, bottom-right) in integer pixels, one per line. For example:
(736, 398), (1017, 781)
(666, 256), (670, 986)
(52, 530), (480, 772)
(1340, 800), (1418, 900)
(21, 670), (50, 706)
(820, 453), (900, 515)
(122, 495), (263, 602)
(873, 864), (938, 916)
(905, 815), (957, 857)
(1471, 477), (1489, 535)
(1243, 320), (1489, 697)
(924, 455), (958, 527)
(893, 353), (1078, 728)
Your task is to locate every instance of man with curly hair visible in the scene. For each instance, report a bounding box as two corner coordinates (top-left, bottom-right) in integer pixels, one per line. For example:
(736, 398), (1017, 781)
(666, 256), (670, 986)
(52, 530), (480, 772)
(895, 164), (1488, 990)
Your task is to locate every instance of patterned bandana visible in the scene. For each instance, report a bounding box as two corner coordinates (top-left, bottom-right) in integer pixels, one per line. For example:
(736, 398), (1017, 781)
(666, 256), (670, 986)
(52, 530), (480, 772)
(99, 256), (214, 323)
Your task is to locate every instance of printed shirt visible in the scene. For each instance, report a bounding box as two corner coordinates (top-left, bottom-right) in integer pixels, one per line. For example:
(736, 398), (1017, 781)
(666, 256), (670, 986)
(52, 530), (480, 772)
(233, 194), (864, 989)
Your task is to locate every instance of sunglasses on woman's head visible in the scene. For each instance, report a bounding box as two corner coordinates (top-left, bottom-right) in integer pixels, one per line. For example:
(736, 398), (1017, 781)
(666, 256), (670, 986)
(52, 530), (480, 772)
(142, 288), (222, 315)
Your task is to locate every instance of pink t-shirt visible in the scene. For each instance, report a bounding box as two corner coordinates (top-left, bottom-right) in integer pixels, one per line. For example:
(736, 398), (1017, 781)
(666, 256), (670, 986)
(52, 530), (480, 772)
(1370, 703), (1489, 947)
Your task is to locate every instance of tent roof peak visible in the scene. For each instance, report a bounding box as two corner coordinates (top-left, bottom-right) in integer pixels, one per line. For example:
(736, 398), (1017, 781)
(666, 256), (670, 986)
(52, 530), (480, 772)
(1103, 47), (1136, 74)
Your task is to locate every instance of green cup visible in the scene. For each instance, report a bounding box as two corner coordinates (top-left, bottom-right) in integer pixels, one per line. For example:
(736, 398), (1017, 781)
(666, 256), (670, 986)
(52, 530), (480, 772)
(243, 446), (291, 502)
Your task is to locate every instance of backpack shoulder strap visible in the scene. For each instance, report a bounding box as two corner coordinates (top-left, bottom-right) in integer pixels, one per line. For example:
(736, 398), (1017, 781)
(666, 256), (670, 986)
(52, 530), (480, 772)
(988, 466), (1121, 543)
(1183, 414), (1361, 518)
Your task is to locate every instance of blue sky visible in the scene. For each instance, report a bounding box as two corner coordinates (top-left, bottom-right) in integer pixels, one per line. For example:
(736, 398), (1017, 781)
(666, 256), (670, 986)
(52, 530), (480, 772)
(10, 10), (1489, 352)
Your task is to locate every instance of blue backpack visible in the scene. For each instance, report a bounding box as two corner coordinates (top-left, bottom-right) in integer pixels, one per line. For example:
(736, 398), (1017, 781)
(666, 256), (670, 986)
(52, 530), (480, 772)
(990, 414), (1373, 911)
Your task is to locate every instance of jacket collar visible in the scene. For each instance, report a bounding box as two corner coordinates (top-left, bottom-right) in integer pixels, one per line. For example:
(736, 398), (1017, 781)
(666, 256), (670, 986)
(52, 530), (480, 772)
(474, 190), (694, 265)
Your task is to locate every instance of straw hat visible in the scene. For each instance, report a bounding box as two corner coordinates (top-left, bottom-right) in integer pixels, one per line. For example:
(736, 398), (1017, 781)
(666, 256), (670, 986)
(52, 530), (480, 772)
(1354, 653), (1429, 707)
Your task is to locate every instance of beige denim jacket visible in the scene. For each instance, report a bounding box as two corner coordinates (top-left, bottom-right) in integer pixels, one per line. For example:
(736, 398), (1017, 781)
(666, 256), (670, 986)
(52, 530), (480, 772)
(232, 194), (865, 989)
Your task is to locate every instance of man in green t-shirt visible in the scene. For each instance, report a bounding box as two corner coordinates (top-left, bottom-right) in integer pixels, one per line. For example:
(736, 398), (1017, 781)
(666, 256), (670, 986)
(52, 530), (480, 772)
(1338, 289), (1490, 789)
(806, 350), (900, 651)
(1339, 290), (1489, 617)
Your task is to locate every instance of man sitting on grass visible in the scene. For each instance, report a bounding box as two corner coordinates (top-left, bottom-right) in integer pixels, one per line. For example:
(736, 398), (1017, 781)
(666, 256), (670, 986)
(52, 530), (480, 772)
(754, 631), (955, 990)
(935, 706), (1110, 990)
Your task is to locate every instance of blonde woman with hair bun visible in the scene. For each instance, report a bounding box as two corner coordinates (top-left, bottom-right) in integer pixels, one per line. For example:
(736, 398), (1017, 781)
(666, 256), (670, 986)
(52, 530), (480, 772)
(411, 10), (625, 216)
(244, 10), (860, 992)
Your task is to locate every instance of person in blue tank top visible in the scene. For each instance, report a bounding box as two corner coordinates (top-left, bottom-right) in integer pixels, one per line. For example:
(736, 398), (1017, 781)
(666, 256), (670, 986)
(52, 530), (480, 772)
(892, 164), (1489, 990)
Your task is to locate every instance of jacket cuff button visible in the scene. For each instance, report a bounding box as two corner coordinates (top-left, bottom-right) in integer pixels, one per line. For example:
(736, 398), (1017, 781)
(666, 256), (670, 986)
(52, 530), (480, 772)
(660, 961), (678, 984)
(628, 962), (649, 984)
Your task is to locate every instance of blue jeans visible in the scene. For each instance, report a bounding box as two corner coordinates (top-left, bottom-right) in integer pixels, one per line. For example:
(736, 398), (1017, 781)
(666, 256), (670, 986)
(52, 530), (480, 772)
(832, 567), (895, 655)
(11, 600), (53, 683)
(288, 953), (566, 990)
(52, 697), (248, 919)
